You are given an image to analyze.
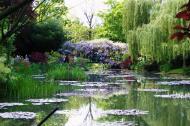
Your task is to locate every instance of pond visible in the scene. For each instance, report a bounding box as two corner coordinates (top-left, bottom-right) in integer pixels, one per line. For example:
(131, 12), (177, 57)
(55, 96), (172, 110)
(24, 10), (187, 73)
(0, 70), (190, 126)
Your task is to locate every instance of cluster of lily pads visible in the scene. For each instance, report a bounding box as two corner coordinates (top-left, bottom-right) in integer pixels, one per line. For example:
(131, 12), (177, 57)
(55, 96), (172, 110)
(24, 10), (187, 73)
(154, 94), (190, 99)
(0, 98), (69, 120)
(157, 80), (190, 85)
(63, 39), (128, 63)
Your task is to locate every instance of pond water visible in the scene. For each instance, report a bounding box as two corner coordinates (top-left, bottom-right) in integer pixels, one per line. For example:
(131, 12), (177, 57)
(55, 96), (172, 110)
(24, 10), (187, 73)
(0, 70), (190, 126)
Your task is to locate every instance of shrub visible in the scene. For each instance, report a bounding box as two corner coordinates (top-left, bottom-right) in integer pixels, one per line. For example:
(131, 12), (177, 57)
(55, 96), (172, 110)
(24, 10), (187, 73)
(63, 39), (128, 63)
(15, 19), (68, 55)
(48, 51), (62, 64)
(160, 63), (172, 72)
(30, 52), (48, 63)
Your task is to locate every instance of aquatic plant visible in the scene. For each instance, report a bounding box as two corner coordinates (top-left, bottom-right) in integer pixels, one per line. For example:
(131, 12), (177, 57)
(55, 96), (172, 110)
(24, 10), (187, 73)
(13, 63), (43, 75)
(47, 64), (87, 81)
(7, 75), (60, 98)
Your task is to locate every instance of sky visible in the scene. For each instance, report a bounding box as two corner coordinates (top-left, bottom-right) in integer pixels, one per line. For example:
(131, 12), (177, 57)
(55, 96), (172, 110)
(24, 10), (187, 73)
(65, 0), (108, 26)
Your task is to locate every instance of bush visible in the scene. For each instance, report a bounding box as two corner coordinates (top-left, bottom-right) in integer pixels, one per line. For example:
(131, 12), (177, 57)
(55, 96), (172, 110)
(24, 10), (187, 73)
(15, 19), (68, 55)
(0, 56), (11, 82)
(48, 51), (62, 64)
(144, 61), (160, 72)
(63, 39), (128, 63)
(30, 52), (48, 63)
(160, 63), (172, 72)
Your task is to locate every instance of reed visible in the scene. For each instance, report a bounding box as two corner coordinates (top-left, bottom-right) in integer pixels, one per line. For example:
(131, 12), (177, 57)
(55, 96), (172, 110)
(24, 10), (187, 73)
(47, 64), (87, 81)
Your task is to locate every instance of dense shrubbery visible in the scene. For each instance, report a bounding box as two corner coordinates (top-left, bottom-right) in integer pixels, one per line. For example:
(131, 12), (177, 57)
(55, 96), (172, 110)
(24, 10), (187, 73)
(63, 39), (128, 63)
(15, 19), (68, 55)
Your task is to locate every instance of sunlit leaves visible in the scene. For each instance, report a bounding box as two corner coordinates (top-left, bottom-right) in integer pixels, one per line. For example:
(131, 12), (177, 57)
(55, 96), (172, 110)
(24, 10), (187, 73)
(123, 0), (189, 63)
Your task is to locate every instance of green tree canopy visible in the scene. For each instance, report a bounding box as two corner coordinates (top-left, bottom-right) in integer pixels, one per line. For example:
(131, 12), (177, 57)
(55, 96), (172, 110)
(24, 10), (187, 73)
(96, 0), (125, 42)
(123, 0), (189, 64)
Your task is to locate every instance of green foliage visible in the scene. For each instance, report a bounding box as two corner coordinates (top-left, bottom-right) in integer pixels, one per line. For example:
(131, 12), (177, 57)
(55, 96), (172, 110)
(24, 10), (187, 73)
(7, 75), (60, 98)
(0, 56), (11, 82)
(123, 0), (189, 65)
(15, 19), (68, 54)
(96, 0), (125, 42)
(131, 57), (148, 71)
(6, 36), (15, 64)
(123, 0), (153, 61)
(122, 53), (129, 61)
(65, 20), (89, 42)
(160, 63), (172, 73)
(123, 0), (152, 33)
(47, 64), (87, 81)
(36, 0), (68, 22)
(13, 63), (43, 75)
(0, 46), (11, 82)
(48, 51), (62, 64)
(168, 67), (190, 75)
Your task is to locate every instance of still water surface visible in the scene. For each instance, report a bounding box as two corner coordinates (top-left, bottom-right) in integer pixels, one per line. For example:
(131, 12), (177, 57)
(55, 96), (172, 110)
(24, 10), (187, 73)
(0, 70), (190, 126)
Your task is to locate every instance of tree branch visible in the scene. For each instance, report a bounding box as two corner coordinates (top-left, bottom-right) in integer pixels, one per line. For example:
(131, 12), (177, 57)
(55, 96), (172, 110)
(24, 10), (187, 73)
(0, 0), (33, 21)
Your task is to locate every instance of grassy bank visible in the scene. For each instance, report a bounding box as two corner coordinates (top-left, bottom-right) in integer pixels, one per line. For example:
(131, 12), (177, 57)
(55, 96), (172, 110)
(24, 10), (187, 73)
(3, 63), (87, 99)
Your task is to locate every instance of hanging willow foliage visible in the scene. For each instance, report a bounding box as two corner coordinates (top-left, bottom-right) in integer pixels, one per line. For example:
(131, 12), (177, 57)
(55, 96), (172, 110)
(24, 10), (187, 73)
(123, 0), (190, 63)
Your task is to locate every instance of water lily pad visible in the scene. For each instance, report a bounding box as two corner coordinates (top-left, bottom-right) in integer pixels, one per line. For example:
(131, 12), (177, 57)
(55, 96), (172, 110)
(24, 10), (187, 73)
(56, 91), (108, 98)
(157, 80), (190, 85)
(154, 94), (190, 99)
(107, 75), (134, 78)
(59, 83), (83, 86)
(59, 81), (81, 83)
(56, 92), (83, 97)
(137, 89), (169, 92)
(59, 81), (84, 86)
(145, 77), (159, 80)
(116, 80), (136, 82)
(77, 88), (108, 92)
(0, 112), (36, 119)
(0, 103), (24, 109)
(31, 103), (50, 106)
(94, 121), (136, 126)
(104, 109), (148, 116)
(26, 98), (68, 103)
(32, 74), (46, 79)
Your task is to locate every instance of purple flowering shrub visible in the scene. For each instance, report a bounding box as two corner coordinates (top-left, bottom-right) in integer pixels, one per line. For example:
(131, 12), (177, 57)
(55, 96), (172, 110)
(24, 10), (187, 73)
(63, 39), (128, 63)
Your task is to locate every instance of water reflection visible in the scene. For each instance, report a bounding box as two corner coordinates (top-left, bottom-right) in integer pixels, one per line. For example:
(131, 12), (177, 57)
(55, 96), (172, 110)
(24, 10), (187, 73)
(64, 97), (103, 126)
(1, 70), (190, 126)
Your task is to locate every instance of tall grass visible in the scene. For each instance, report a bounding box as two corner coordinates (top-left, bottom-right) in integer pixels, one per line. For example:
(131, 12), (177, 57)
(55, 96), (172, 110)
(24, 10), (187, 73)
(4, 63), (87, 99)
(14, 63), (46, 75)
(47, 64), (87, 81)
(7, 75), (60, 98)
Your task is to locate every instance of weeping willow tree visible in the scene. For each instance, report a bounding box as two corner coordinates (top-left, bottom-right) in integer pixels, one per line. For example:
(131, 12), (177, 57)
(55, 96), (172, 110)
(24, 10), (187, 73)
(123, 0), (190, 65)
(123, 0), (153, 61)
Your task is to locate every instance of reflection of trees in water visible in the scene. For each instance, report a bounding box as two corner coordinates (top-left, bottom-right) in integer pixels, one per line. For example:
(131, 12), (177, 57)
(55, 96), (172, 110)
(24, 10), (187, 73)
(127, 83), (140, 108)
(127, 84), (188, 126)
(84, 97), (94, 121)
